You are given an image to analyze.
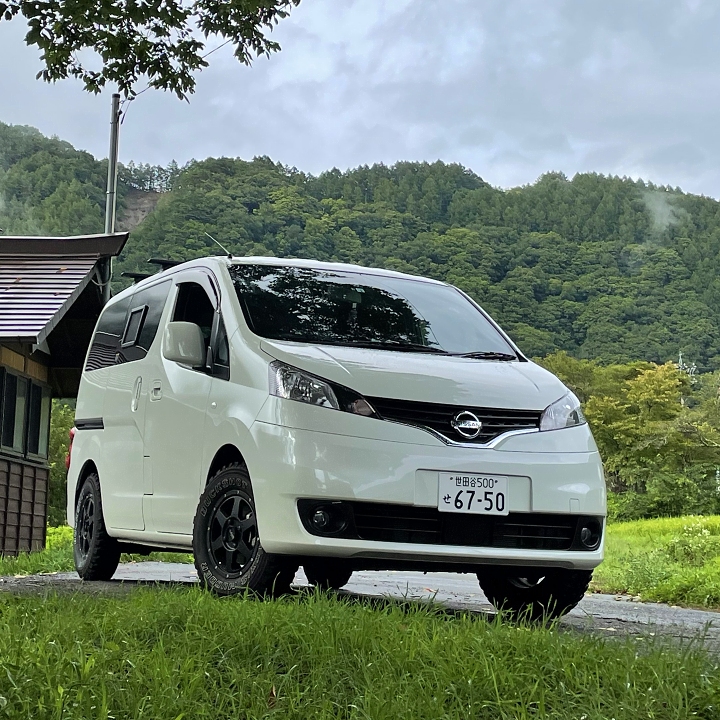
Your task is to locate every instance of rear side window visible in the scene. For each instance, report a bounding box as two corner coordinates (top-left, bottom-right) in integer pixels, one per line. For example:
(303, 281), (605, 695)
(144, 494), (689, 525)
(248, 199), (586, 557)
(118, 280), (172, 363)
(85, 295), (132, 371)
(85, 280), (171, 370)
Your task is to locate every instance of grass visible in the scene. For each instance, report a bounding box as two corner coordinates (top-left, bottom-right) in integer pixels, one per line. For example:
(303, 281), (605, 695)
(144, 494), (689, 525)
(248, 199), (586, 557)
(0, 527), (191, 578)
(0, 589), (718, 720)
(591, 516), (720, 608)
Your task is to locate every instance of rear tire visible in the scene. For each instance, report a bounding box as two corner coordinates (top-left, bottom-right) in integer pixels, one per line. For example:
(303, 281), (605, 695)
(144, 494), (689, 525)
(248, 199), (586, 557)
(73, 472), (121, 580)
(477, 566), (592, 621)
(193, 463), (298, 596)
(304, 559), (353, 590)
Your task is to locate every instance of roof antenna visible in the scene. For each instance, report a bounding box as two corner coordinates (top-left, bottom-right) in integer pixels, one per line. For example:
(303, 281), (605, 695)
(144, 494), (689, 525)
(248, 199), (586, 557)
(204, 231), (232, 258)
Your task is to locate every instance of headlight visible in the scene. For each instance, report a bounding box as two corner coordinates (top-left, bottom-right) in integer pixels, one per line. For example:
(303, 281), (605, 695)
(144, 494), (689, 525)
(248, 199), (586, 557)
(540, 392), (586, 431)
(268, 361), (376, 416)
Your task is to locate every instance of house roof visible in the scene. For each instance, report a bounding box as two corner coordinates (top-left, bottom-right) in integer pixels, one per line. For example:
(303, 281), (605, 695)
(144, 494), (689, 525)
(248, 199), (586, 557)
(0, 233), (128, 345)
(0, 233), (128, 258)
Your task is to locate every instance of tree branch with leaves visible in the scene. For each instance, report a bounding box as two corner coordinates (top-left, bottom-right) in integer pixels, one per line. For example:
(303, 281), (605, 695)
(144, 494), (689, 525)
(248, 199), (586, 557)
(0, 0), (300, 99)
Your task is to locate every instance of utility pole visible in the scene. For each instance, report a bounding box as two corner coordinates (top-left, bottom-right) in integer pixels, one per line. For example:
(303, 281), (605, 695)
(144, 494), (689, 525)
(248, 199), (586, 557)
(102, 92), (121, 304)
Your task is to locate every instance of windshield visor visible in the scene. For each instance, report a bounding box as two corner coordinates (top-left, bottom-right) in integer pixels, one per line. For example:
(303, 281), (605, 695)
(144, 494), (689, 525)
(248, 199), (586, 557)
(229, 264), (517, 356)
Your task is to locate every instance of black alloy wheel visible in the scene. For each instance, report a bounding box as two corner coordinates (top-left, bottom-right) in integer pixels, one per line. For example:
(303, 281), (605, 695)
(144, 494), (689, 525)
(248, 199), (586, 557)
(75, 491), (95, 562)
(193, 463), (298, 596)
(207, 489), (258, 578)
(73, 472), (121, 580)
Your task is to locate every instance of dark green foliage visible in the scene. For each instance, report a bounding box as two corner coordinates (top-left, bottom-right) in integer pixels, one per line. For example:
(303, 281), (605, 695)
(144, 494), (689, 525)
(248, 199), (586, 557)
(5, 123), (720, 371)
(0, 122), (128, 235)
(118, 158), (720, 371)
(541, 352), (720, 520)
(47, 401), (74, 527)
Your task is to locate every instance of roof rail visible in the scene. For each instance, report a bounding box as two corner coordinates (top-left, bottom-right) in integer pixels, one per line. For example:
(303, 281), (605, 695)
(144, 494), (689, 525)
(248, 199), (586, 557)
(121, 271), (153, 284)
(147, 258), (182, 270)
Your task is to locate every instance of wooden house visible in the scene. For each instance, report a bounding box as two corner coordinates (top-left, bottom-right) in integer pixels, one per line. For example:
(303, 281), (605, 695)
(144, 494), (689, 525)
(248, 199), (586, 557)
(0, 233), (128, 555)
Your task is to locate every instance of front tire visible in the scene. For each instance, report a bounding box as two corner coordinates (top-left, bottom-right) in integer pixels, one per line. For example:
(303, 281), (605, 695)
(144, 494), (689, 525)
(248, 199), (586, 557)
(73, 472), (121, 580)
(477, 566), (592, 621)
(193, 463), (298, 596)
(304, 559), (353, 590)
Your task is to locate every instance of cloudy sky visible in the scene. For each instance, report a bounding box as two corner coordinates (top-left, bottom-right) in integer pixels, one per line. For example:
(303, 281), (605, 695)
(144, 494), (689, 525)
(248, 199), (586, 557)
(1, 0), (720, 196)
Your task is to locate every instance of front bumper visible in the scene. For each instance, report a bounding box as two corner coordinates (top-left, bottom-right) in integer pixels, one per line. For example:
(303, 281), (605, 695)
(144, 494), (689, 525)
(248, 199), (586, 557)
(247, 418), (606, 571)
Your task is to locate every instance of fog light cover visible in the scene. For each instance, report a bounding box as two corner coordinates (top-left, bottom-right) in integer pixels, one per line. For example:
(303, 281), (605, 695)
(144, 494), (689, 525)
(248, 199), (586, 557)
(579, 520), (602, 550)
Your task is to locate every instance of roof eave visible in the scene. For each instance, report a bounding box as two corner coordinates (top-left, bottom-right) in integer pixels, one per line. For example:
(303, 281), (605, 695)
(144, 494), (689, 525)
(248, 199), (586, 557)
(0, 232), (129, 258)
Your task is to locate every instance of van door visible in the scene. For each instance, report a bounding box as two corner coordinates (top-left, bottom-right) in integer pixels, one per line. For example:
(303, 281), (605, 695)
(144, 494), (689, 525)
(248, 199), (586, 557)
(100, 280), (172, 530)
(144, 271), (220, 535)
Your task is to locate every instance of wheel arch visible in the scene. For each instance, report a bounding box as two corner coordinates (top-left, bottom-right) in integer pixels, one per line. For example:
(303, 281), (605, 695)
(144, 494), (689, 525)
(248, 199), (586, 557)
(206, 444), (246, 484)
(74, 459), (99, 506)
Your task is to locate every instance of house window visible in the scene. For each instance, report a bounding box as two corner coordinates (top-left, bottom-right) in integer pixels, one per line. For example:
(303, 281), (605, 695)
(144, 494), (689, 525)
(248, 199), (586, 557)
(0, 369), (51, 460)
(27, 382), (51, 459)
(1, 372), (28, 454)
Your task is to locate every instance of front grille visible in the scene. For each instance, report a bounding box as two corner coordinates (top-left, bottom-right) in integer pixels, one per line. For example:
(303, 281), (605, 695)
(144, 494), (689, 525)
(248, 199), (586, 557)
(352, 503), (581, 550)
(298, 499), (601, 551)
(366, 396), (541, 444)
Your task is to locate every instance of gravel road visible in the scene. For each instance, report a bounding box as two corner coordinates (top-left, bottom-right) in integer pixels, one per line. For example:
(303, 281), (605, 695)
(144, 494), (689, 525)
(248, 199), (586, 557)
(2, 562), (719, 649)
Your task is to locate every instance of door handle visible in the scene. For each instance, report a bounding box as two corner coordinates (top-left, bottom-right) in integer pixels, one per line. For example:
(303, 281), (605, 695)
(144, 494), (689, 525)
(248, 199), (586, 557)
(151, 381), (163, 401)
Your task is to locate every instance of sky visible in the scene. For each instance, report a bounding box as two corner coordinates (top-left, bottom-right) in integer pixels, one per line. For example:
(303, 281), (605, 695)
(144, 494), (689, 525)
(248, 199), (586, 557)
(1, 0), (720, 197)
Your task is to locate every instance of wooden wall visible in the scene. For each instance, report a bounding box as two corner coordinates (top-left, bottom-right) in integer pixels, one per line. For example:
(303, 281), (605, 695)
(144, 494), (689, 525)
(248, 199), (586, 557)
(0, 458), (47, 556)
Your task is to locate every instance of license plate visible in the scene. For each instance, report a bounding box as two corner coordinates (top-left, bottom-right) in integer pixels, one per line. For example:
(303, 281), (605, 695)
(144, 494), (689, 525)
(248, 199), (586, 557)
(438, 473), (509, 515)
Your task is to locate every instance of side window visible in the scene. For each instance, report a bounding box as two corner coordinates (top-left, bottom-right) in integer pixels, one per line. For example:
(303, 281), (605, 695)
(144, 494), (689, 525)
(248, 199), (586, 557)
(121, 306), (147, 347)
(172, 281), (230, 378)
(85, 295), (132, 371)
(119, 280), (171, 363)
(173, 282), (215, 350)
(213, 318), (230, 380)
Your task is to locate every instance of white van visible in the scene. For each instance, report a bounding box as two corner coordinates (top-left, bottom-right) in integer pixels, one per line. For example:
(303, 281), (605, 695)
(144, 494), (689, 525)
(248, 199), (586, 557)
(67, 257), (605, 619)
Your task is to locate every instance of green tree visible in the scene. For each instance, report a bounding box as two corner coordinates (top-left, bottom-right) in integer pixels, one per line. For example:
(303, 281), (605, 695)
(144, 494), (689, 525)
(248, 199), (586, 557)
(47, 402), (74, 527)
(0, 0), (300, 98)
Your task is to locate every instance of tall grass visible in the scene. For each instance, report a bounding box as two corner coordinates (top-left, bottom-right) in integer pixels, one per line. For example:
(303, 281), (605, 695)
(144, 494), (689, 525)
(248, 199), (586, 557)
(0, 589), (717, 719)
(592, 516), (720, 607)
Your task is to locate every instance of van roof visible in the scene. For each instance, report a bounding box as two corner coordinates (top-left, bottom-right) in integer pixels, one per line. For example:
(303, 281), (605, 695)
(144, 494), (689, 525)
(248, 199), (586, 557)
(111, 255), (445, 303)
(227, 256), (445, 284)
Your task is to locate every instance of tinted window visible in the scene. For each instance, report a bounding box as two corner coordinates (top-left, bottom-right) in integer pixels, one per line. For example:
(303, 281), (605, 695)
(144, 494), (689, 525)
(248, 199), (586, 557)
(96, 295), (132, 336)
(229, 264), (515, 356)
(87, 281), (172, 369)
(216, 319), (229, 366)
(135, 280), (172, 351)
(173, 283), (215, 349)
(85, 295), (132, 371)
(122, 306), (146, 347)
(213, 318), (230, 380)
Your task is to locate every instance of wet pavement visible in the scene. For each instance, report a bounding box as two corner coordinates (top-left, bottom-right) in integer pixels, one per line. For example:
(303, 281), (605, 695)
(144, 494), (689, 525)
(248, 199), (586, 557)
(1, 562), (719, 649)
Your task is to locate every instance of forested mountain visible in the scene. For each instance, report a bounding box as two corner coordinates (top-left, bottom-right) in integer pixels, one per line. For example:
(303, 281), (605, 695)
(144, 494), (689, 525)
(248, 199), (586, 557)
(3, 121), (720, 370)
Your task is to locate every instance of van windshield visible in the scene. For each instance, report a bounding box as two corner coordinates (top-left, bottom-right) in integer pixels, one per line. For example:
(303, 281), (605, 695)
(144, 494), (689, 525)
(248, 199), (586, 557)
(228, 263), (517, 357)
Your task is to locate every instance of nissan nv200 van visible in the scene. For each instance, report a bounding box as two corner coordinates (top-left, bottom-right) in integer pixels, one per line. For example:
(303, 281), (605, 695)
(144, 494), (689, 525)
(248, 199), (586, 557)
(67, 257), (605, 619)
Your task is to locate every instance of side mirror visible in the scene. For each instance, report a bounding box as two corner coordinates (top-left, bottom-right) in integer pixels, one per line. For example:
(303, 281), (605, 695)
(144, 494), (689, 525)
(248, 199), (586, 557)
(163, 321), (206, 367)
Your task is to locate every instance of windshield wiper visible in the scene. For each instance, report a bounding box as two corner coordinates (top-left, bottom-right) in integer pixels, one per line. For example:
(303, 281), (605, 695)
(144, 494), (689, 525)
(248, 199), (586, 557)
(457, 351), (518, 361)
(321, 340), (451, 354)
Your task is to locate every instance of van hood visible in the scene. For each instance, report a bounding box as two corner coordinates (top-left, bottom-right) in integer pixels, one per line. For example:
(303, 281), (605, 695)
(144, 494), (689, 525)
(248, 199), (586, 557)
(260, 340), (567, 411)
